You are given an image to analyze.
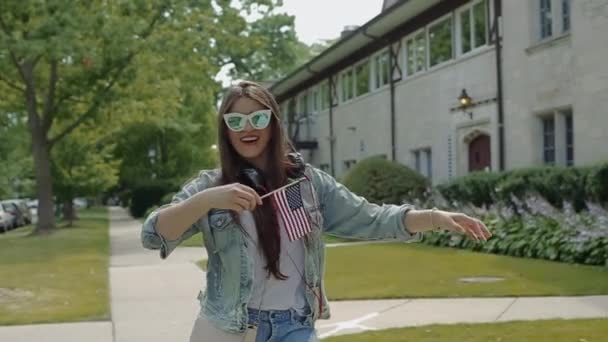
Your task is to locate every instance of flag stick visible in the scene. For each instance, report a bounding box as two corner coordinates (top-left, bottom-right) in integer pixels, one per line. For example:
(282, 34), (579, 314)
(260, 177), (306, 200)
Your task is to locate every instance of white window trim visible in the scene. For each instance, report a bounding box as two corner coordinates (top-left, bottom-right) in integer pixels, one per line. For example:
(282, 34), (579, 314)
(311, 86), (319, 114)
(372, 49), (390, 91)
(455, 0), (489, 57)
(426, 12), (455, 70)
(534, 0), (571, 43)
(403, 29), (426, 78)
(354, 58), (371, 97)
(340, 68), (355, 104)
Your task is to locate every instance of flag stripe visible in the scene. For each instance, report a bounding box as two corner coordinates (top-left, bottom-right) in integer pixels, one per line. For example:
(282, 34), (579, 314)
(271, 181), (312, 242)
(278, 190), (296, 240)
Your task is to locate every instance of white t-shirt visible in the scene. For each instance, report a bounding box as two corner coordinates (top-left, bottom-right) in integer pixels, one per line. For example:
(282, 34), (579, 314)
(239, 211), (307, 312)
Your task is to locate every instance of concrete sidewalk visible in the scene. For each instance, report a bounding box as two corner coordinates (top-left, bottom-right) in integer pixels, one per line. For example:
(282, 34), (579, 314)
(1, 206), (607, 341)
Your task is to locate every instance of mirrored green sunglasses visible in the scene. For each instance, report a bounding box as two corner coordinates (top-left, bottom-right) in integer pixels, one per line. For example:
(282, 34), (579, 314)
(223, 109), (272, 132)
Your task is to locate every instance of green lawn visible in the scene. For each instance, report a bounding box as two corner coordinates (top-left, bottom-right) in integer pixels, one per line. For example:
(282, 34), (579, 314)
(183, 233), (351, 248)
(325, 318), (608, 342)
(324, 243), (608, 300)
(181, 232), (204, 247)
(0, 208), (110, 325)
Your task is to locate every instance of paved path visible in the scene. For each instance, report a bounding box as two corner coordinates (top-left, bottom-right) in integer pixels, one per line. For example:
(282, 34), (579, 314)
(1, 206), (607, 341)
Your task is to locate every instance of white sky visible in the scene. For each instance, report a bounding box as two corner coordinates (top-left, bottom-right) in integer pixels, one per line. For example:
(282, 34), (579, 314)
(217, 0), (383, 85)
(280, 0), (383, 45)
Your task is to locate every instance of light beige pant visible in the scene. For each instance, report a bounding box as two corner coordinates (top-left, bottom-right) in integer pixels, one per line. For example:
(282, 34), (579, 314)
(189, 315), (245, 342)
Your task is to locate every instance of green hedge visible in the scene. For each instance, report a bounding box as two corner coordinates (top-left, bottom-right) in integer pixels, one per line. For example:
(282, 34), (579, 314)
(423, 209), (608, 267)
(128, 180), (177, 218)
(342, 156), (429, 205)
(436, 162), (608, 210)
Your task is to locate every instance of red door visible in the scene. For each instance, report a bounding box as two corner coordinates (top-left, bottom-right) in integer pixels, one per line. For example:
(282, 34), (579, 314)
(469, 135), (491, 172)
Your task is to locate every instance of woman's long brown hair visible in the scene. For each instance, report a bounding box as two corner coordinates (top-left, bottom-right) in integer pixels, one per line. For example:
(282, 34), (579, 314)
(216, 80), (295, 279)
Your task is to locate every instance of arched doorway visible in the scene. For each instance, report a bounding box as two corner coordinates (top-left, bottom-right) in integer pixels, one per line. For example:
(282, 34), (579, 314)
(468, 134), (491, 172)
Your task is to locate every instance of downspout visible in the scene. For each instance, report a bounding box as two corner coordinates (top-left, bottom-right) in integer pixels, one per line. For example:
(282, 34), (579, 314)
(389, 45), (397, 161)
(493, 0), (506, 171)
(328, 76), (336, 176)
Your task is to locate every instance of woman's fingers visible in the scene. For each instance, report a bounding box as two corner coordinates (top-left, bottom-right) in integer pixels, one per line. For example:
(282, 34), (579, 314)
(232, 197), (250, 212)
(238, 185), (262, 206)
(453, 217), (481, 241)
(236, 191), (257, 211)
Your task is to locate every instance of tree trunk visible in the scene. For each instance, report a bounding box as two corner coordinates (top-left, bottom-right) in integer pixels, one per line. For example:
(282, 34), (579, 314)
(31, 130), (56, 234)
(62, 198), (76, 227)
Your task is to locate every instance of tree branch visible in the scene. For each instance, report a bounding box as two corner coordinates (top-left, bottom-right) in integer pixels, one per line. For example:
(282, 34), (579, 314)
(0, 74), (25, 92)
(48, 7), (166, 147)
(42, 60), (59, 132)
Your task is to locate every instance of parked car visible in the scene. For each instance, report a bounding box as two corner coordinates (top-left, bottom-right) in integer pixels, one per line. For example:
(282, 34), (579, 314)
(0, 201), (25, 227)
(4, 199), (32, 224)
(0, 203), (17, 233)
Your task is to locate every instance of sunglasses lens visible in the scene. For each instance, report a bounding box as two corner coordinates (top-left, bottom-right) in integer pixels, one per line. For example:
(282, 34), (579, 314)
(251, 112), (270, 129)
(226, 116), (245, 131)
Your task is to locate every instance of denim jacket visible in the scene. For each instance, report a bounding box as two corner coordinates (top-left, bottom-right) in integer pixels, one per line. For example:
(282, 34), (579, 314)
(141, 165), (422, 333)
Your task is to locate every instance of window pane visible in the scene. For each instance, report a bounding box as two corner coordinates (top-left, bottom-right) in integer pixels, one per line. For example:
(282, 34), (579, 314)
(562, 0), (571, 32)
(375, 56), (381, 88)
(540, 0), (552, 39)
(382, 51), (390, 86)
(415, 32), (426, 72)
(320, 83), (329, 110)
(429, 16), (453, 67)
(298, 95), (308, 114)
(460, 10), (472, 54)
(542, 117), (555, 164)
(565, 111), (574, 165)
(406, 38), (416, 76)
(356, 62), (370, 96)
(473, 1), (487, 48)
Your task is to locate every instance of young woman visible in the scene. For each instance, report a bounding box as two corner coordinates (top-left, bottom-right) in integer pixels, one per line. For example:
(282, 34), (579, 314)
(141, 81), (491, 342)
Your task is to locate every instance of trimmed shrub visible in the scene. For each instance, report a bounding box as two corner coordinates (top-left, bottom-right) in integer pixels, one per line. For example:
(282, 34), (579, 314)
(437, 165), (597, 211)
(495, 166), (589, 210)
(586, 162), (608, 205)
(129, 180), (178, 218)
(342, 156), (429, 205)
(436, 171), (504, 207)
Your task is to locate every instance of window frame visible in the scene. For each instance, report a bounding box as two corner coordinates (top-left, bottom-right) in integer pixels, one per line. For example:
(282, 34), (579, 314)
(564, 110), (574, 166)
(340, 68), (355, 103)
(542, 115), (556, 165)
(427, 12), (455, 69)
(403, 29), (426, 77)
(373, 49), (390, 90)
(354, 58), (371, 97)
(456, 0), (489, 56)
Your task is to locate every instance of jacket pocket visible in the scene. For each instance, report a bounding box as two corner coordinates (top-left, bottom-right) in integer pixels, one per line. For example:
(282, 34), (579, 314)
(208, 209), (236, 253)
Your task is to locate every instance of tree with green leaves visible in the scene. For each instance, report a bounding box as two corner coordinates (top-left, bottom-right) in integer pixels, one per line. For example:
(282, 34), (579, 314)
(0, 0), (308, 234)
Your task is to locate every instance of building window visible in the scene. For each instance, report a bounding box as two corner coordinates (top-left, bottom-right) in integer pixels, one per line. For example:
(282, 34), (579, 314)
(458, 1), (487, 55)
(473, 1), (488, 48)
(540, 0), (553, 39)
(374, 51), (390, 88)
(341, 70), (354, 102)
(355, 60), (370, 97)
(298, 93), (308, 114)
(343, 160), (357, 171)
(320, 81), (330, 110)
(312, 88), (320, 113)
(412, 148), (432, 179)
(564, 110), (574, 166)
(542, 116), (556, 164)
(428, 15), (453, 67)
(562, 0), (570, 32)
(405, 31), (426, 76)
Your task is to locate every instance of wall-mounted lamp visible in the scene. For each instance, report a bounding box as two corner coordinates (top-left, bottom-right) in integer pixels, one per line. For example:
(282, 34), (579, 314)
(458, 88), (474, 119)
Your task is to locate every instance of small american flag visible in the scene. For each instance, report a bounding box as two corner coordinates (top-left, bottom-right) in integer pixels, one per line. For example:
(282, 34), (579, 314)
(271, 180), (312, 241)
